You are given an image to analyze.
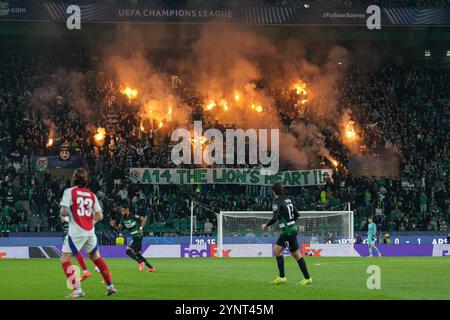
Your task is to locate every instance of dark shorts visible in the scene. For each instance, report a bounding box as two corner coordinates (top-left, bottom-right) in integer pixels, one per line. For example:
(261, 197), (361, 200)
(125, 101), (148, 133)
(276, 232), (299, 253)
(128, 237), (143, 253)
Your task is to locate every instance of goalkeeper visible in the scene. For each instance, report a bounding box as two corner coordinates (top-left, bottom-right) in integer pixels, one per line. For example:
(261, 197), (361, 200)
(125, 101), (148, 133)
(261, 183), (312, 286)
(367, 216), (382, 257)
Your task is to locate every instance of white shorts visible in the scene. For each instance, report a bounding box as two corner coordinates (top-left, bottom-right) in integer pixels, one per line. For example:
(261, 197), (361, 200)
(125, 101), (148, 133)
(62, 234), (98, 255)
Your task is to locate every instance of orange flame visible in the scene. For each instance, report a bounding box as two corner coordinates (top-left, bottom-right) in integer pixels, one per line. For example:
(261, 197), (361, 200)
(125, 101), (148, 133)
(120, 86), (138, 100)
(191, 136), (207, 147)
(219, 99), (229, 112)
(234, 91), (240, 102)
(46, 138), (54, 148)
(292, 80), (308, 96)
(251, 103), (263, 113)
(345, 121), (356, 140)
(331, 159), (338, 167)
(204, 100), (216, 111)
(94, 127), (106, 143)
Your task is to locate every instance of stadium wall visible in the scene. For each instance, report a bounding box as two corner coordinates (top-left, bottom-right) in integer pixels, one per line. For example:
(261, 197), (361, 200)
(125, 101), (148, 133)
(2, 2), (450, 26)
(2, 244), (450, 259)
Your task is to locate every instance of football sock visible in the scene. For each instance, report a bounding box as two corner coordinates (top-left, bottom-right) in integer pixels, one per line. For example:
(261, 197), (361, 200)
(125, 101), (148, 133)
(276, 255), (285, 278)
(126, 249), (141, 263)
(369, 247), (373, 255)
(92, 257), (112, 286)
(62, 261), (81, 290)
(374, 246), (380, 253)
(75, 252), (88, 272)
(297, 257), (310, 279)
(136, 253), (153, 268)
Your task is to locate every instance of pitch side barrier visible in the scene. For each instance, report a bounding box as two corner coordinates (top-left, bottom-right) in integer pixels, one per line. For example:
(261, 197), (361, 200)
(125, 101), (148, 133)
(1, 244), (450, 259)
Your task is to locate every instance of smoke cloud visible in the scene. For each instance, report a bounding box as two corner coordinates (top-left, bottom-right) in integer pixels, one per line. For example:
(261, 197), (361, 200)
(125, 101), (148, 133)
(27, 23), (399, 175)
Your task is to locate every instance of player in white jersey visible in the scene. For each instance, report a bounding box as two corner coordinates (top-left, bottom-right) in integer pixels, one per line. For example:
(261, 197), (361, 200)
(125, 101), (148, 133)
(60, 168), (117, 298)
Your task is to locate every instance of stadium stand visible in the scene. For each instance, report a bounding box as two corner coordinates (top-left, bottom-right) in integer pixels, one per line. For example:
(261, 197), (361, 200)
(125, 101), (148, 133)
(0, 40), (448, 240)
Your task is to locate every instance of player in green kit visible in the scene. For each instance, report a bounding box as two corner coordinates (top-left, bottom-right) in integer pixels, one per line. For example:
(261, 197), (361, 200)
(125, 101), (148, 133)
(110, 203), (156, 272)
(261, 183), (312, 286)
(367, 216), (382, 257)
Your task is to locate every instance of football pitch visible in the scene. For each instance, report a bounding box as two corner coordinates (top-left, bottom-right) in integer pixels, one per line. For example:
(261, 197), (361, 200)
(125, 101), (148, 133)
(0, 257), (448, 300)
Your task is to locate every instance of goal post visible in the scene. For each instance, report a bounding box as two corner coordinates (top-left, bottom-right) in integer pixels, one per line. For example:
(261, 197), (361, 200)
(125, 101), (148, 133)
(217, 210), (354, 256)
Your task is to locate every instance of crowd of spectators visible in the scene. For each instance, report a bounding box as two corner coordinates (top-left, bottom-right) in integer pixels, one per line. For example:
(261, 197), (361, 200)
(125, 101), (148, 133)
(0, 44), (448, 241)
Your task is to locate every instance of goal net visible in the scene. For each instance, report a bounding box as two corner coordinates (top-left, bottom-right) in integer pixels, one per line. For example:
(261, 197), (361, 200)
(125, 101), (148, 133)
(217, 210), (354, 254)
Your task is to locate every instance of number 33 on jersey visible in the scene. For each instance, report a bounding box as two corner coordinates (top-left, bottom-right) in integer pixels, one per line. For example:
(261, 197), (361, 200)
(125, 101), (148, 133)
(60, 186), (102, 237)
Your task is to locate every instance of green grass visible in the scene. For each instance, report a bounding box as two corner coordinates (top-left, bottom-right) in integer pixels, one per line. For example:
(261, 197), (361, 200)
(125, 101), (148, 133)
(0, 257), (448, 300)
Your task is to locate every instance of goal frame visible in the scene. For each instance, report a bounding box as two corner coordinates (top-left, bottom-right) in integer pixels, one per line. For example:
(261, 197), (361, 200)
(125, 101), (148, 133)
(217, 210), (354, 257)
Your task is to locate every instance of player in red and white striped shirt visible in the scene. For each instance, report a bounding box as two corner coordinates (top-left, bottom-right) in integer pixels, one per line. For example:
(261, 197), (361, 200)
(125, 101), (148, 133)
(60, 168), (116, 298)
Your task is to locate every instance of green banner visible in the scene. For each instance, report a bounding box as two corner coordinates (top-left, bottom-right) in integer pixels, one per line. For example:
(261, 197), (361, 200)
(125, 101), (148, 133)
(129, 168), (332, 186)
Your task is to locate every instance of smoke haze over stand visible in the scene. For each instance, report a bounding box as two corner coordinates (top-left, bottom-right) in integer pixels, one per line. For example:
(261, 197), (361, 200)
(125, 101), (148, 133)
(28, 23), (399, 175)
